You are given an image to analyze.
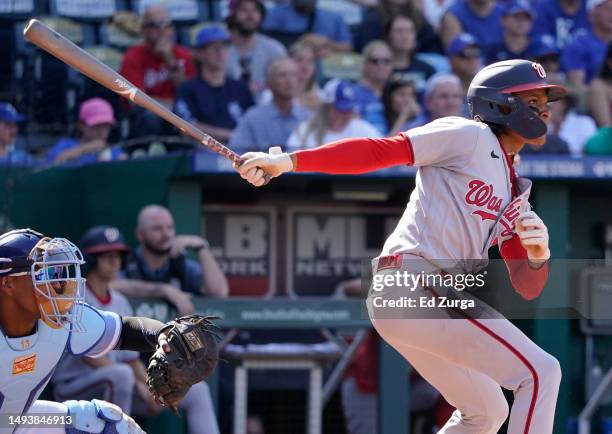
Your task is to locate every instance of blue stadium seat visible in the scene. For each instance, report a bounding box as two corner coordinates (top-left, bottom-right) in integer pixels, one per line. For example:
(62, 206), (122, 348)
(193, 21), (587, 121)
(48, 0), (127, 22)
(0, 0), (40, 19)
(131, 0), (206, 23)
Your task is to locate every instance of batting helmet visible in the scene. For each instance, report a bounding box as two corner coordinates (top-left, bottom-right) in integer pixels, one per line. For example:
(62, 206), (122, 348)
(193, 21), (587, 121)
(467, 59), (566, 139)
(80, 226), (129, 273)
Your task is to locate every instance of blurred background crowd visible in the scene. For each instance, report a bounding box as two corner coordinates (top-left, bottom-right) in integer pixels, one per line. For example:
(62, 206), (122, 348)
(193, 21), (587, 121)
(0, 0), (611, 168)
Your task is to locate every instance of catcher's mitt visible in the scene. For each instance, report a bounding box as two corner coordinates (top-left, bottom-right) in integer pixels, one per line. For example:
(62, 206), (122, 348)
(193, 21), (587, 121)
(146, 315), (220, 411)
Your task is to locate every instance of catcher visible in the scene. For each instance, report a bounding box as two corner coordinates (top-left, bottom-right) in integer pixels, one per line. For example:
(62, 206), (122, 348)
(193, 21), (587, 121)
(0, 228), (219, 434)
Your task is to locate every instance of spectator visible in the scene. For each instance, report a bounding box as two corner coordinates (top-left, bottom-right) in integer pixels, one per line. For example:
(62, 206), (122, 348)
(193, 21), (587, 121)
(584, 126), (612, 154)
(52, 226), (220, 434)
(230, 57), (311, 150)
(385, 15), (435, 94)
(227, 0), (287, 98)
(46, 98), (125, 166)
(262, 0), (352, 57)
(447, 33), (483, 95)
(532, 0), (591, 49)
(287, 79), (381, 149)
(439, 0), (504, 52)
(120, 5), (196, 136)
(562, 0), (612, 89)
(404, 73), (464, 129)
(486, 0), (537, 64)
(587, 42), (612, 126)
(175, 26), (254, 143)
(112, 205), (229, 310)
(529, 34), (564, 81)
(355, 0), (443, 53)
(0, 102), (29, 165)
(289, 41), (323, 110)
(549, 90), (597, 155)
(382, 76), (422, 136)
(354, 41), (394, 134)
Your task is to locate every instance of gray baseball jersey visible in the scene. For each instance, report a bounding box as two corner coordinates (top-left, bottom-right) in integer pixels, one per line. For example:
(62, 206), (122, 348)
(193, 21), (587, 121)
(381, 116), (532, 271)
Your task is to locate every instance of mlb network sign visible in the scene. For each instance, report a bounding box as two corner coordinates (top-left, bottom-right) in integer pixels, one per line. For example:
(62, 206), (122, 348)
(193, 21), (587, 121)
(287, 207), (400, 297)
(203, 206), (276, 297)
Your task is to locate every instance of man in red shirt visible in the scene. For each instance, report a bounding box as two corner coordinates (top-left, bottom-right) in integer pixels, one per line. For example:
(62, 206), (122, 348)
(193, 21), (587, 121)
(120, 5), (196, 137)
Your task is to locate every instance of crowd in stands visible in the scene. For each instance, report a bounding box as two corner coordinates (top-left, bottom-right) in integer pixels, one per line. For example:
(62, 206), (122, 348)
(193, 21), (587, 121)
(0, 0), (611, 166)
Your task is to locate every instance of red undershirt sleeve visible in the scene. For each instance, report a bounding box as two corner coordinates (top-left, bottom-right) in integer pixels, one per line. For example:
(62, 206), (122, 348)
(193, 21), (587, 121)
(500, 234), (549, 301)
(293, 134), (414, 174)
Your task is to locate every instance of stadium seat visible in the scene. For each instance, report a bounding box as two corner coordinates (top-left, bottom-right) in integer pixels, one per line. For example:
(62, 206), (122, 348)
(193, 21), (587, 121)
(84, 46), (124, 71)
(416, 52), (452, 74)
(27, 17), (96, 129)
(0, 0), (39, 19)
(318, 0), (363, 27)
(131, 0), (206, 23)
(48, 0), (127, 22)
(321, 53), (364, 82)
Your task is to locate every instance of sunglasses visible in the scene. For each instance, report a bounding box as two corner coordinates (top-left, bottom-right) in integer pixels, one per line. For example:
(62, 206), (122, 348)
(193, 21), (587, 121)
(144, 20), (172, 30)
(457, 50), (481, 59)
(367, 57), (392, 65)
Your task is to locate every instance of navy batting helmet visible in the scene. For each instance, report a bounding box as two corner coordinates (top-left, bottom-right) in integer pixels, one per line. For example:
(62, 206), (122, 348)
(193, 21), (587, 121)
(0, 229), (45, 276)
(467, 59), (566, 139)
(80, 226), (129, 273)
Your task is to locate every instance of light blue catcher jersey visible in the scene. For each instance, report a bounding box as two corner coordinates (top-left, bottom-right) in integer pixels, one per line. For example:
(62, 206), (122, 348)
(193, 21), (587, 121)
(0, 303), (121, 433)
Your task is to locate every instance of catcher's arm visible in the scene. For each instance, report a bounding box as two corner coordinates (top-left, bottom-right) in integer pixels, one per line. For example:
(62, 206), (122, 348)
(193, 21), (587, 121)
(117, 316), (167, 352)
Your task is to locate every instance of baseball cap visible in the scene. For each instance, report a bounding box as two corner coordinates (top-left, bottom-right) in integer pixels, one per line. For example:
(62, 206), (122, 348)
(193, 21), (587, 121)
(322, 79), (357, 113)
(80, 226), (129, 255)
(587, 0), (607, 11)
(530, 34), (560, 58)
(447, 33), (480, 57)
(79, 98), (116, 127)
(502, 0), (534, 16)
(0, 102), (25, 123)
(194, 25), (230, 48)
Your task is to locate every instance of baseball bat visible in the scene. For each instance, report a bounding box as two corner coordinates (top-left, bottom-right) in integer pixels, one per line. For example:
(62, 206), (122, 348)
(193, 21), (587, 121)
(23, 19), (242, 165)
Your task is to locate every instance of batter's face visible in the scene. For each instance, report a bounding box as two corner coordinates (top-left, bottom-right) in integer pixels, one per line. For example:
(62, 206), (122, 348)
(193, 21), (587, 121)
(512, 88), (551, 145)
(137, 209), (176, 255)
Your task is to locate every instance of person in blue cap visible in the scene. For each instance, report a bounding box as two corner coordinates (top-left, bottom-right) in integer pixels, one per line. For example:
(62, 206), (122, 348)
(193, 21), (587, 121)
(174, 25), (254, 143)
(286, 79), (381, 150)
(0, 102), (30, 165)
(447, 33), (483, 94)
(529, 34), (563, 80)
(485, 0), (539, 64)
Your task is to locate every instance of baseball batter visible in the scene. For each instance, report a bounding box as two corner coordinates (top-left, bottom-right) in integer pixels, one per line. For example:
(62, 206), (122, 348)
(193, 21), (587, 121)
(236, 60), (564, 433)
(0, 228), (205, 434)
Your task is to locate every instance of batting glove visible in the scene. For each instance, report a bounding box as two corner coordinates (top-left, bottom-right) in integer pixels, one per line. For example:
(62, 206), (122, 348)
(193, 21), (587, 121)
(515, 210), (550, 264)
(234, 147), (294, 187)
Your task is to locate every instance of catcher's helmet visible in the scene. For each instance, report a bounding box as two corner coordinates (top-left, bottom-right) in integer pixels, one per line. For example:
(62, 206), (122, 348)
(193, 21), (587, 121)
(467, 59), (566, 139)
(0, 229), (45, 276)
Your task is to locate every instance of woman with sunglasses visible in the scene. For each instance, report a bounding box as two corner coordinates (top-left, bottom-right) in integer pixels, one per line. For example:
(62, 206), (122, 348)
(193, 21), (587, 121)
(354, 40), (395, 134)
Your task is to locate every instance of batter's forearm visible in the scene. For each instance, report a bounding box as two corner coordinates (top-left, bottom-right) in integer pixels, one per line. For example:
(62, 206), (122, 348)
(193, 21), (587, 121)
(117, 316), (165, 352)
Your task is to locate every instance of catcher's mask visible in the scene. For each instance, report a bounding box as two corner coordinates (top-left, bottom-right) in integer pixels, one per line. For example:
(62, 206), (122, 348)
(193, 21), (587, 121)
(0, 229), (86, 331)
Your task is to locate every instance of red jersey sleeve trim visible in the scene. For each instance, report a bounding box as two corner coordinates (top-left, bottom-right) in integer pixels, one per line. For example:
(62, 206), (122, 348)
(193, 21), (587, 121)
(500, 234), (549, 300)
(294, 134), (414, 174)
